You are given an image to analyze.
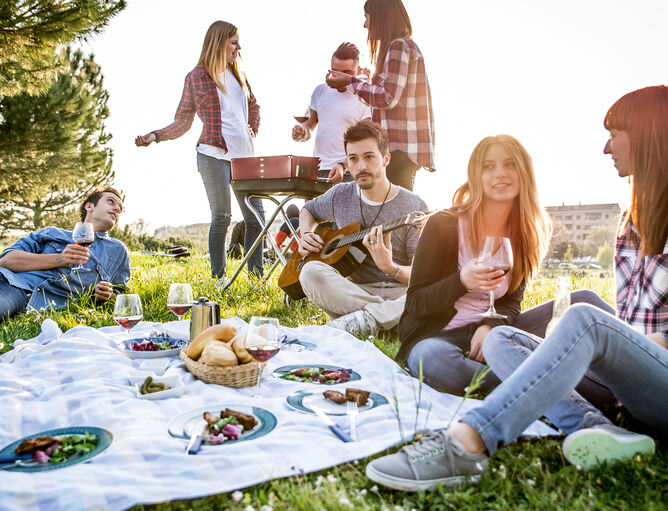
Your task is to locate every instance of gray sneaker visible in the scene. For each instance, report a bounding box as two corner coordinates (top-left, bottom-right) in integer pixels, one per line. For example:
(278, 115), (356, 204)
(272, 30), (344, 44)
(365, 430), (488, 491)
(563, 423), (655, 470)
(326, 310), (379, 338)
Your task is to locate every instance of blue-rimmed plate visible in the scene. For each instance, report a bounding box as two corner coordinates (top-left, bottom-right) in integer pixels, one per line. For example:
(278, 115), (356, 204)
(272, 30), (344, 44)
(121, 337), (186, 359)
(272, 365), (361, 385)
(286, 390), (388, 415)
(0, 426), (113, 472)
(167, 405), (277, 445)
(281, 339), (317, 352)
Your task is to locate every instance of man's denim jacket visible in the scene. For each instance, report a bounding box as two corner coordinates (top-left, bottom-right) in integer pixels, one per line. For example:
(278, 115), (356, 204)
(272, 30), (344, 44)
(0, 227), (130, 311)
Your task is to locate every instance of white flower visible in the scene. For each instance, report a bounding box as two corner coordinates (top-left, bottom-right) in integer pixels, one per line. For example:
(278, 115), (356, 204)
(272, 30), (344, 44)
(527, 479), (536, 487)
(232, 491), (243, 502)
(315, 475), (324, 487)
(244, 506), (255, 511)
(533, 459), (542, 468)
(327, 474), (339, 483)
(475, 462), (484, 471)
(359, 489), (367, 497)
(260, 506), (273, 511)
(339, 497), (352, 507)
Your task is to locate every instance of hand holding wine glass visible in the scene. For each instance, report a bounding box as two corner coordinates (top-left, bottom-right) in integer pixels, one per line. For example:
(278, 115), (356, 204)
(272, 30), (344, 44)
(245, 316), (281, 397)
(72, 222), (95, 269)
(114, 294), (143, 339)
(476, 236), (513, 319)
(167, 283), (193, 320)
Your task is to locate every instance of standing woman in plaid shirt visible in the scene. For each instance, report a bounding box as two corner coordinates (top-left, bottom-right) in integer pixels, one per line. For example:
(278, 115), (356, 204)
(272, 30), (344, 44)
(326, 0), (435, 191)
(135, 21), (264, 280)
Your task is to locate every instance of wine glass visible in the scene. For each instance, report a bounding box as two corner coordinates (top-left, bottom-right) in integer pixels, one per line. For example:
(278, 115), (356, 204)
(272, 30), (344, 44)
(167, 283), (193, 320)
(114, 294), (143, 339)
(476, 236), (513, 319)
(245, 316), (281, 397)
(72, 222), (95, 269)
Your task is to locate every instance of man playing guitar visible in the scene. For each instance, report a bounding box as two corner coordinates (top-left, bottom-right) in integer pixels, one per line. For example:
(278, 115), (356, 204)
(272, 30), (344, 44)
(297, 120), (428, 337)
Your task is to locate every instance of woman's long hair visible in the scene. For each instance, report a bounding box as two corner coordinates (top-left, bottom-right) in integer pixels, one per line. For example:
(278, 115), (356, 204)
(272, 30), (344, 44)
(364, 0), (412, 78)
(451, 135), (552, 292)
(604, 85), (668, 256)
(197, 21), (248, 96)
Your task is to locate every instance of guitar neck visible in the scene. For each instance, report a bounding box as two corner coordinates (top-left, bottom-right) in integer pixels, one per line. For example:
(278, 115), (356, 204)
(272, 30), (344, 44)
(335, 216), (411, 249)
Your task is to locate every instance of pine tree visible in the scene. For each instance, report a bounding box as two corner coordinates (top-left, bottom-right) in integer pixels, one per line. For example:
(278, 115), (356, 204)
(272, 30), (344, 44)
(0, 0), (125, 97)
(0, 48), (114, 232)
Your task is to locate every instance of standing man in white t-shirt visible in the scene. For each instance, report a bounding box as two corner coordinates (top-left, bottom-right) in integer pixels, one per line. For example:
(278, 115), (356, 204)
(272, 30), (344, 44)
(292, 42), (371, 183)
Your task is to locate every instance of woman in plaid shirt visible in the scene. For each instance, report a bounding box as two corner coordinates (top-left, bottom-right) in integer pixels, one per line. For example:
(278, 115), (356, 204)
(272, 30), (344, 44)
(135, 21), (264, 280)
(366, 86), (667, 491)
(326, 0), (435, 192)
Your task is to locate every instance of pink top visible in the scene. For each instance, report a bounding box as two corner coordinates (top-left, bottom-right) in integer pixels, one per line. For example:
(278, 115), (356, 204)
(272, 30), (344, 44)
(444, 214), (509, 331)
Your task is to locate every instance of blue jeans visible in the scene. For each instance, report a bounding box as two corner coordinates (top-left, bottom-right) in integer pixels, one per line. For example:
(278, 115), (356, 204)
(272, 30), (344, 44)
(407, 290), (611, 396)
(197, 153), (265, 278)
(461, 304), (668, 454)
(0, 275), (29, 322)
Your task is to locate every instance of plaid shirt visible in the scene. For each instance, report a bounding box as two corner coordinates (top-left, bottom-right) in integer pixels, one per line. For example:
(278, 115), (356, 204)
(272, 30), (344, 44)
(152, 65), (260, 152)
(349, 38), (435, 171)
(615, 213), (668, 338)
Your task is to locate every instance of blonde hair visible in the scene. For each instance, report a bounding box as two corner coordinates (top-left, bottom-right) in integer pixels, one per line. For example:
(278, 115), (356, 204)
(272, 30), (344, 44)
(604, 85), (668, 256)
(452, 135), (552, 292)
(198, 21), (248, 96)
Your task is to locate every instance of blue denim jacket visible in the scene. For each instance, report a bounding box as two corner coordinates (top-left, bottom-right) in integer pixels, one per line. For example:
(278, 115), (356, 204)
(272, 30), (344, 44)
(0, 227), (130, 311)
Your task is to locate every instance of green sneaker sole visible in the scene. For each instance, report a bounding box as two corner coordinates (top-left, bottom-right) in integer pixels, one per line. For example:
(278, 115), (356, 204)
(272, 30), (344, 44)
(365, 463), (480, 492)
(563, 428), (655, 470)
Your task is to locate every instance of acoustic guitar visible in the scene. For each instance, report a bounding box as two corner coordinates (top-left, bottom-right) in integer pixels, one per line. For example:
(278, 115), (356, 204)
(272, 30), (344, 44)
(278, 211), (428, 300)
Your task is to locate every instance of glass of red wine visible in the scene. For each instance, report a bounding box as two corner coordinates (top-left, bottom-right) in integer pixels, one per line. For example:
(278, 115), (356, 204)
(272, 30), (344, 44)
(476, 236), (513, 319)
(72, 221), (95, 269)
(167, 283), (193, 320)
(245, 316), (281, 398)
(114, 294), (143, 339)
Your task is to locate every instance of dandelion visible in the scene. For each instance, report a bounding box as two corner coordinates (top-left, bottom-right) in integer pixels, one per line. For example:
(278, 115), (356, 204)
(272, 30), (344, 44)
(232, 491), (243, 502)
(636, 456), (642, 462)
(596, 478), (602, 485)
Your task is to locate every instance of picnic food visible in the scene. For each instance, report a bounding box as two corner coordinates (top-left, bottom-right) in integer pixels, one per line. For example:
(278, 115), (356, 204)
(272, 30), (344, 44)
(280, 367), (351, 384)
(139, 376), (172, 394)
(199, 340), (238, 367)
(200, 408), (258, 444)
(230, 334), (253, 364)
(15, 432), (99, 464)
(322, 390), (346, 404)
(187, 322), (237, 360)
(345, 388), (370, 406)
(131, 339), (178, 351)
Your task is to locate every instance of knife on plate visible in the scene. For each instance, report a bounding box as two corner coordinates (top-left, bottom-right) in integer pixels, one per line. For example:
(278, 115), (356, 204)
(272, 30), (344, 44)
(0, 453), (33, 463)
(185, 432), (203, 455)
(311, 406), (353, 443)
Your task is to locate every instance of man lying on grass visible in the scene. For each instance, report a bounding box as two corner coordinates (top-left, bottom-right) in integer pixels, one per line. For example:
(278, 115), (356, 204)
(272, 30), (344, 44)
(366, 85), (668, 491)
(0, 186), (130, 322)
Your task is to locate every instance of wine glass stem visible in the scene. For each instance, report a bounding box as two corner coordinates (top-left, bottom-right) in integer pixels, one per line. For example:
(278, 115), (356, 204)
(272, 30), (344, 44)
(256, 362), (264, 396)
(126, 328), (130, 340)
(488, 290), (496, 314)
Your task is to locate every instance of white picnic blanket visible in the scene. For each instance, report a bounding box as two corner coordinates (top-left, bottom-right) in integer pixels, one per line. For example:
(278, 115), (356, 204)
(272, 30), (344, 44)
(0, 319), (556, 511)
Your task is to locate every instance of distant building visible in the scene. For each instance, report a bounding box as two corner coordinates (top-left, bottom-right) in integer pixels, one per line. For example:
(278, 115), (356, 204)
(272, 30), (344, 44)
(546, 203), (621, 245)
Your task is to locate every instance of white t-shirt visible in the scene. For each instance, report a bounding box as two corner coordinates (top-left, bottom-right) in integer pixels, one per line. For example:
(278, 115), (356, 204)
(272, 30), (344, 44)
(309, 84), (371, 170)
(197, 69), (254, 161)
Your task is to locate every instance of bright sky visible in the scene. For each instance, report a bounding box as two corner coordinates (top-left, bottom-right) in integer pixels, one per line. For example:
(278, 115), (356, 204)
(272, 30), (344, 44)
(80, 0), (668, 231)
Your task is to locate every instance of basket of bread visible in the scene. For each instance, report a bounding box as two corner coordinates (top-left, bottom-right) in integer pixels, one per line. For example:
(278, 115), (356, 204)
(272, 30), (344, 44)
(180, 322), (261, 388)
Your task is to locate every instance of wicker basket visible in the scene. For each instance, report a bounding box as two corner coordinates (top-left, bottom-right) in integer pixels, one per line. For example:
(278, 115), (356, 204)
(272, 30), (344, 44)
(180, 348), (263, 388)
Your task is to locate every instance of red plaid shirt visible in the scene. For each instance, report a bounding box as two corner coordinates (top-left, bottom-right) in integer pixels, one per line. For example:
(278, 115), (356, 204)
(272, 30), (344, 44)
(615, 212), (668, 338)
(349, 38), (435, 171)
(152, 65), (260, 152)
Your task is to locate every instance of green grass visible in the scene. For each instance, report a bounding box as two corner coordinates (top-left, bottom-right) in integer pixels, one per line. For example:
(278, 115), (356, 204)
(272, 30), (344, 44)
(1, 254), (666, 510)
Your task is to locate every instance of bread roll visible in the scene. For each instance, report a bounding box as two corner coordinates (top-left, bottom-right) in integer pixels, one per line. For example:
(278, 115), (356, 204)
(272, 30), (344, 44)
(230, 334), (253, 364)
(199, 340), (238, 367)
(188, 322), (237, 360)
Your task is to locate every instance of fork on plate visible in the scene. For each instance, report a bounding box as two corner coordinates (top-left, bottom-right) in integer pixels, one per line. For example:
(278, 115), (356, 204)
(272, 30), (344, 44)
(346, 400), (359, 442)
(0, 459), (42, 470)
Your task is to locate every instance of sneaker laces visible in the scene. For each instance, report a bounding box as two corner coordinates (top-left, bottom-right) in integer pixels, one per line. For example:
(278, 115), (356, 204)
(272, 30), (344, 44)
(402, 431), (454, 465)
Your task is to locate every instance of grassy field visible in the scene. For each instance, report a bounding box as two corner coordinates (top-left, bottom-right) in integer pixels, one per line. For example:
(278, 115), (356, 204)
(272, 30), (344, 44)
(1, 253), (666, 511)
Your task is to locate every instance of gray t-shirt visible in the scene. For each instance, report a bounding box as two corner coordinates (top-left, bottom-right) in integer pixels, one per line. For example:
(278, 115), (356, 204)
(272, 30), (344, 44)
(304, 182), (429, 284)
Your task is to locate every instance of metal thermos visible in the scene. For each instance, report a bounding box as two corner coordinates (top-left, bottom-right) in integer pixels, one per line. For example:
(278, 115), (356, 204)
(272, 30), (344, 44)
(189, 297), (220, 340)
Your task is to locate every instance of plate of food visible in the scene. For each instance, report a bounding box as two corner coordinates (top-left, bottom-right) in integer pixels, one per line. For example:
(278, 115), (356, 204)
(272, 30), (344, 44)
(286, 388), (388, 415)
(121, 337), (187, 359)
(167, 405), (277, 445)
(0, 427), (113, 472)
(273, 365), (361, 385)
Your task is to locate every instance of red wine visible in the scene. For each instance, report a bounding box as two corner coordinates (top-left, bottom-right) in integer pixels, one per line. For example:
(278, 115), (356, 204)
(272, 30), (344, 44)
(76, 240), (93, 248)
(493, 265), (511, 275)
(247, 346), (280, 363)
(168, 304), (192, 317)
(115, 315), (142, 330)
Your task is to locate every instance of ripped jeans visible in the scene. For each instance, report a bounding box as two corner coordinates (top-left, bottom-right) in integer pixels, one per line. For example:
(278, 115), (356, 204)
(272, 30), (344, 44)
(197, 153), (265, 278)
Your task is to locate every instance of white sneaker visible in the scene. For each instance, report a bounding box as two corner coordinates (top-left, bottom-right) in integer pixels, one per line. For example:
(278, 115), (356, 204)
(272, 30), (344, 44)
(326, 310), (379, 338)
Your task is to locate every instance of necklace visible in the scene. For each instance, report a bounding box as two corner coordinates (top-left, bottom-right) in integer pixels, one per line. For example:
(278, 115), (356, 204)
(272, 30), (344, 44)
(359, 181), (393, 229)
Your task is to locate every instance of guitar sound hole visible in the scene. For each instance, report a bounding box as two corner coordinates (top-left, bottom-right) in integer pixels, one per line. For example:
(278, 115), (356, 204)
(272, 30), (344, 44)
(321, 235), (344, 258)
